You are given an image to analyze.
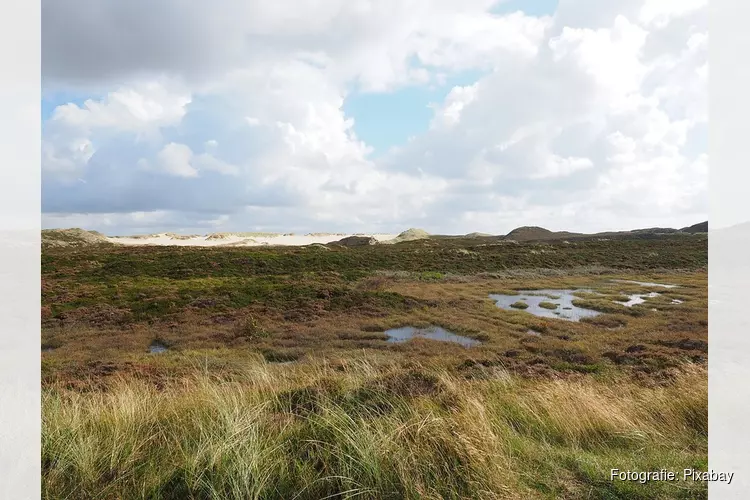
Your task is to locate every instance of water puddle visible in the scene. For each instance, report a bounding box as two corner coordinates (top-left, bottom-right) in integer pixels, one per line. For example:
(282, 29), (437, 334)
(489, 290), (601, 322)
(671, 299), (684, 304)
(385, 326), (480, 347)
(149, 341), (168, 354)
(617, 292), (660, 307)
(611, 279), (678, 289)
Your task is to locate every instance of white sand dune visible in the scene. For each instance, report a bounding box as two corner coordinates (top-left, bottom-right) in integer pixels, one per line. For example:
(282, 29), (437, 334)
(107, 232), (399, 247)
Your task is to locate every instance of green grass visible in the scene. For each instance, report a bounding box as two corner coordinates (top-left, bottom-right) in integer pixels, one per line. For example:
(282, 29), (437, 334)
(41, 235), (707, 282)
(510, 301), (530, 310)
(571, 299), (645, 317)
(42, 359), (706, 500)
(538, 301), (558, 310)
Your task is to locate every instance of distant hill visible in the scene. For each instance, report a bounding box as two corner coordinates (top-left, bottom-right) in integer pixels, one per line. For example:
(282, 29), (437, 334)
(331, 235), (378, 247)
(500, 222), (708, 242)
(41, 222), (708, 248)
(382, 228), (431, 244)
(504, 226), (579, 242)
(627, 227), (680, 235)
(42, 228), (112, 248)
(205, 232), (281, 240)
(680, 221), (708, 234)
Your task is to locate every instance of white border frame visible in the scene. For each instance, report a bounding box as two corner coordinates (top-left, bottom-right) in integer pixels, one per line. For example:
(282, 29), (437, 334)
(0, 0), (745, 498)
(0, 0), (41, 499)
(709, 0), (750, 497)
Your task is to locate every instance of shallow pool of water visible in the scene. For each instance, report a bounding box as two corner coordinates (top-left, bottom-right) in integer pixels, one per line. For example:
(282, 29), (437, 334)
(488, 289), (601, 322)
(618, 292), (660, 307)
(385, 326), (480, 347)
(149, 342), (168, 354)
(611, 279), (678, 289)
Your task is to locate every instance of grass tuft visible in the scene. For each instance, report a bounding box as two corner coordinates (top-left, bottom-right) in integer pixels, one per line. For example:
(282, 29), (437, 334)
(42, 361), (707, 499)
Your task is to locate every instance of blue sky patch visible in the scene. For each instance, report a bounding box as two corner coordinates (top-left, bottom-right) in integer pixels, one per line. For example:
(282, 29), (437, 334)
(491, 0), (559, 17)
(343, 70), (486, 157)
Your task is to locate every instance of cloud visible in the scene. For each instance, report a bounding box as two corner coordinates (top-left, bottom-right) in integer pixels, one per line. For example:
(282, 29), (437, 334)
(42, 0), (546, 91)
(48, 81), (191, 132)
(42, 79), (191, 180)
(374, 0), (707, 232)
(138, 143), (241, 178)
(42, 0), (707, 235)
(153, 143), (198, 178)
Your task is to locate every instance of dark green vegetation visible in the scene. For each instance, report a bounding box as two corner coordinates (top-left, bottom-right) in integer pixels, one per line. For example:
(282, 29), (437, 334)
(510, 301), (530, 309)
(42, 234), (707, 499)
(42, 234), (707, 281)
(502, 221), (707, 242)
(680, 221), (708, 234)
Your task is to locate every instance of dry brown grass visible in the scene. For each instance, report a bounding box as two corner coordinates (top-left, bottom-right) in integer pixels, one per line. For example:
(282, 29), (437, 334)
(43, 357), (706, 499)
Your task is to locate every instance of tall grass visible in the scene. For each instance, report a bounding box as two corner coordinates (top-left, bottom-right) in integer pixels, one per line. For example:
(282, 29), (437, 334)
(43, 360), (707, 499)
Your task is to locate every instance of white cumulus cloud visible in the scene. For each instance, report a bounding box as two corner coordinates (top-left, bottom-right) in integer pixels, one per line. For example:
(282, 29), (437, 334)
(41, 0), (707, 235)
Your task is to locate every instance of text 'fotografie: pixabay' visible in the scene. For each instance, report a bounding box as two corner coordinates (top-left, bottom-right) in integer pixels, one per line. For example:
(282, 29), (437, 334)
(611, 469), (734, 485)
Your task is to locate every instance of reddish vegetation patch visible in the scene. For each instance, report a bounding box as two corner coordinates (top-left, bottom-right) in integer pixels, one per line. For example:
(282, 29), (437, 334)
(54, 305), (134, 328)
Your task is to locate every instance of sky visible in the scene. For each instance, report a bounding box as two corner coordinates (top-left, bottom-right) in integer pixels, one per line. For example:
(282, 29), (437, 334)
(41, 0), (708, 236)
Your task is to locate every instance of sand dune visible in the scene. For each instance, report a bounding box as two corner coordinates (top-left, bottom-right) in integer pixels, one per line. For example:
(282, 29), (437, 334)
(107, 232), (398, 247)
(44, 221), (707, 248)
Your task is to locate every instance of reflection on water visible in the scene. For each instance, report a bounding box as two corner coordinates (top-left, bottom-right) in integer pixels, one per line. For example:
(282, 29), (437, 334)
(385, 326), (480, 347)
(489, 289), (601, 322)
(611, 279), (678, 289)
(618, 292), (660, 307)
(149, 342), (168, 354)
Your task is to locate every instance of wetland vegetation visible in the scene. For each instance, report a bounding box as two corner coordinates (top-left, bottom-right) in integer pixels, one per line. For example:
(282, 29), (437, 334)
(42, 233), (708, 499)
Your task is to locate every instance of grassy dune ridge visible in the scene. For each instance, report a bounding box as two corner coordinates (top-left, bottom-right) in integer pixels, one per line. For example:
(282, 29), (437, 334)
(43, 358), (706, 499)
(42, 236), (707, 281)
